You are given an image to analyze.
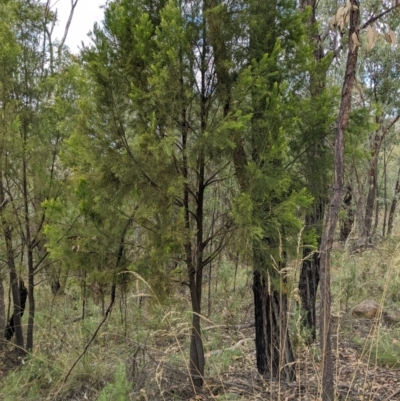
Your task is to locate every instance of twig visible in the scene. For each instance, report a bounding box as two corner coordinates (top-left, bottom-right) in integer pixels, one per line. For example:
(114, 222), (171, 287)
(202, 323), (254, 331)
(383, 388), (400, 401)
(62, 284), (116, 385)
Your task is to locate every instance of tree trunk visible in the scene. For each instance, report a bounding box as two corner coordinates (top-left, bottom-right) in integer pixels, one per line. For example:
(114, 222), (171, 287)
(5, 280), (28, 338)
(299, 211), (321, 342)
(387, 165), (400, 235)
(298, 0), (329, 342)
(23, 155), (35, 352)
(182, 107), (206, 387)
(320, 2), (360, 400)
(382, 141), (388, 237)
(3, 226), (24, 351)
(363, 132), (380, 244)
(0, 278), (5, 350)
(253, 247), (295, 381)
(340, 185), (354, 241)
(189, 272), (205, 387)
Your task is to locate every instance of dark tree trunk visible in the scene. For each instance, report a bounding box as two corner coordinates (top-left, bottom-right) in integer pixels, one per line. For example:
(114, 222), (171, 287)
(387, 165), (400, 236)
(189, 274), (205, 387)
(299, 242), (320, 342)
(253, 246), (295, 381)
(340, 185), (354, 241)
(5, 280), (28, 345)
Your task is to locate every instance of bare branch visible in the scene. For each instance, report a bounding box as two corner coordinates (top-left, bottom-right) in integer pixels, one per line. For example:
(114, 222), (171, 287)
(58, 0), (79, 53)
(361, 4), (400, 30)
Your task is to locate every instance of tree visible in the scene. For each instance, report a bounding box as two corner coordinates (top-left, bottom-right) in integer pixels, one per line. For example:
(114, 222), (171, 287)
(319, 0), (400, 398)
(207, 0), (316, 380)
(46, 0), (237, 387)
(0, 0), (71, 352)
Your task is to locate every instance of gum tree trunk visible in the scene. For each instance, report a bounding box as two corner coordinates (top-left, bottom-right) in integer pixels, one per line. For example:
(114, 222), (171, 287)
(320, 2), (359, 399)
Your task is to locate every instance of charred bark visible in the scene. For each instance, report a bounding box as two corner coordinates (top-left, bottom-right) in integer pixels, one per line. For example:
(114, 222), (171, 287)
(340, 185), (354, 241)
(299, 196), (326, 343)
(253, 251), (295, 381)
(5, 280), (28, 342)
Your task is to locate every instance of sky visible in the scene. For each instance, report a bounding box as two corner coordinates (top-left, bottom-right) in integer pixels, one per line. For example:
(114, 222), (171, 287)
(46, 0), (106, 52)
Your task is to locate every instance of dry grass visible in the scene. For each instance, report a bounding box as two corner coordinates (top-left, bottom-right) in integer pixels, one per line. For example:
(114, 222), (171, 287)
(1, 239), (400, 400)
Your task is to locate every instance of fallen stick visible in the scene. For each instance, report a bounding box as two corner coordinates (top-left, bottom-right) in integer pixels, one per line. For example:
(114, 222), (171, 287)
(205, 337), (253, 357)
(202, 323), (254, 331)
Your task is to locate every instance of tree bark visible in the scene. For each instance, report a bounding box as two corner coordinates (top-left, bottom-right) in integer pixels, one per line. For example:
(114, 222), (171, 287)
(299, 201), (323, 342)
(319, 2), (359, 400)
(362, 116), (399, 243)
(387, 165), (400, 236)
(0, 278), (5, 350)
(340, 185), (354, 241)
(23, 144), (35, 352)
(298, 0), (329, 342)
(0, 132), (24, 351)
(253, 247), (295, 381)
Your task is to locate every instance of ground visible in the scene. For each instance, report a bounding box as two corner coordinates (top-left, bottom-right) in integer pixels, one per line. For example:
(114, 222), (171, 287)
(1, 240), (400, 400)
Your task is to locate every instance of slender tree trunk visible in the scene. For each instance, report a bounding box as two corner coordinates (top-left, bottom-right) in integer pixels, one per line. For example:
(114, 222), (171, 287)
(320, 3), (359, 400)
(382, 140), (388, 237)
(340, 185), (354, 241)
(298, 200), (323, 342)
(363, 116), (399, 242)
(364, 132), (380, 244)
(0, 144), (24, 350)
(23, 151), (35, 352)
(387, 165), (400, 236)
(298, 0), (328, 341)
(6, 266), (25, 353)
(0, 278), (5, 350)
(182, 109), (205, 387)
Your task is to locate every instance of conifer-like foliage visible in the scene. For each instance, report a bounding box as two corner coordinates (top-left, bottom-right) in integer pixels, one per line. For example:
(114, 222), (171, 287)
(3, 0), (400, 396)
(44, 0), (320, 383)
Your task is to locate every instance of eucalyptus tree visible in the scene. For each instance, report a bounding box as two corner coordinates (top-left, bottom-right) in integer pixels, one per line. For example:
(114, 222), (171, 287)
(318, 1), (400, 399)
(355, 31), (400, 243)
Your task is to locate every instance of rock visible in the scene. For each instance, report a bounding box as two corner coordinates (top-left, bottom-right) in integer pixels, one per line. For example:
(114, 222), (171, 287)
(352, 300), (380, 319)
(383, 310), (400, 326)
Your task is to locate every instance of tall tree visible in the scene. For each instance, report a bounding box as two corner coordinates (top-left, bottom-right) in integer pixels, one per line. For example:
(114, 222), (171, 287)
(0, 0), (69, 352)
(47, 0), (237, 386)
(208, 0), (315, 380)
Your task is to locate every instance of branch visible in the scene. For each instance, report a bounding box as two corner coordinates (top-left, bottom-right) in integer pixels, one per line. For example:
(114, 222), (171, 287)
(58, 0), (79, 52)
(61, 283), (116, 386)
(204, 161), (231, 188)
(361, 4), (400, 30)
(202, 323), (254, 332)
